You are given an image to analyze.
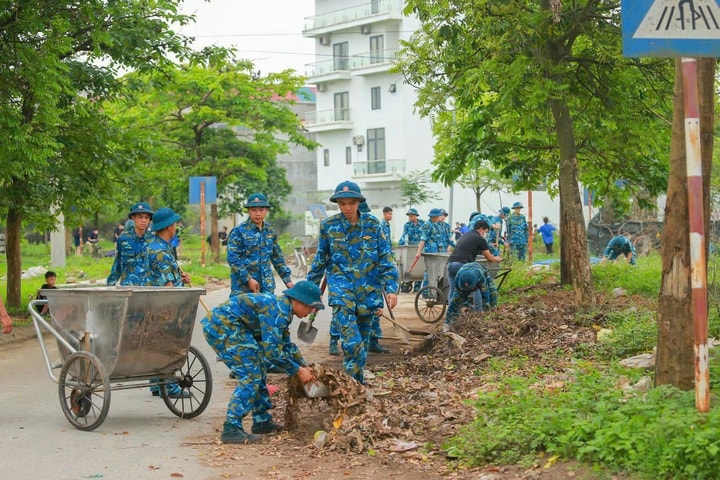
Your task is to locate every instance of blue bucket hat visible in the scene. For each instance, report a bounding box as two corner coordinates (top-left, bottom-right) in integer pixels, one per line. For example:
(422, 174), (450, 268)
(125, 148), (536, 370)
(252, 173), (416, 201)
(512, 201), (524, 209)
(284, 281), (325, 310)
(406, 208), (419, 216)
(359, 201), (371, 213)
(151, 207), (181, 232)
(428, 208), (443, 218)
(128, 202), (153, 219)
(330, 180), (366, 203)
(470, 213), (488, 227)
(501, 206), (511, 215)
(456, 268), (479, 292)
(245, 193), (271, 208)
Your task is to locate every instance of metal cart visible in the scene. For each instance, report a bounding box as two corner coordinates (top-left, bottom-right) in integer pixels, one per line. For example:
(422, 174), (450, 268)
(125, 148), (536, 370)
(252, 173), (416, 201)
(29, 286), (213, 431)
(415, 253), (511, 323)
(393, 245), (425, 293)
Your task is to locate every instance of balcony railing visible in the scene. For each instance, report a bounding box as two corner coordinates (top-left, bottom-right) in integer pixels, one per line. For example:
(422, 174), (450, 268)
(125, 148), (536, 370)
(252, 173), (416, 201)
(352, 158), (406, 176)
(305, 57), (350, 78)
(304, 0), (404, 34)
(304, 108), (352, 127)
(350, 48), (398, 71)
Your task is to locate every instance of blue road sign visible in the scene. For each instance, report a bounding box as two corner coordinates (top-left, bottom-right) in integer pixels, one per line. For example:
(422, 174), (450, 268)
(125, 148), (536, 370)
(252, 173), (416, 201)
(189, 176), (217, 204)
(623, 0), (720, 57)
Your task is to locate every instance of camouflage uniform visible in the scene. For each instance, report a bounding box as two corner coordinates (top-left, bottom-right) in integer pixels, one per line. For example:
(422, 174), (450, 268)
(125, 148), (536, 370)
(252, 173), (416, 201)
(603, 235), (637, 265)
(146, 236), (183, 287)
(202, 293), (307, 429)
(419, 215), (455, 288)
(308, 212), (399, 383)
(227, 219), (292, 296)
(487, 214), (506, 256)
(445, 262), (498, 325)
(398, 219), (424, 246)
(380, 219), (392, 244)
(507, 211), (528, 261)
(106, 230), (154, 286)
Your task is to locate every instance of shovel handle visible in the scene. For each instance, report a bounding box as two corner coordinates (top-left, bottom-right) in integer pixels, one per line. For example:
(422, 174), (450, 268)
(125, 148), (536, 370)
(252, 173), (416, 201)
(180, 268), (210, 313)
(406, 254), (421, 276)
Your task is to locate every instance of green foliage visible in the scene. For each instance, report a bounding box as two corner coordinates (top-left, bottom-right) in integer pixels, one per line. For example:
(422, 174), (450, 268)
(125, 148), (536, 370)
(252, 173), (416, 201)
(591, 254), (662, 296)
(448, 368), (720, 478)
(594, 310), (657, 360)
(399, 170), (442, 207)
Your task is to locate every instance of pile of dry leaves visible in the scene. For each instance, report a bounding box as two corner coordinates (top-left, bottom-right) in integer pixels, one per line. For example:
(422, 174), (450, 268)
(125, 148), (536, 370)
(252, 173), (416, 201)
(267, 285), (607, 466)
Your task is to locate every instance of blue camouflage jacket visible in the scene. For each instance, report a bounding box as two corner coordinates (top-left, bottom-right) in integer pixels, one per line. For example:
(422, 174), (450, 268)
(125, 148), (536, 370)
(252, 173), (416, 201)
(398, 219), (425, 246)
(146, 236), (183, 287)
(106, 230), (154, 286)
(420, 220), (455, 252)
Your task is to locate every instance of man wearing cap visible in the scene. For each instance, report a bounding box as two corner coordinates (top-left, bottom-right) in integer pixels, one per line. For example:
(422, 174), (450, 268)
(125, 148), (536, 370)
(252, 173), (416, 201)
(107, 202), (154, 286)
(446, 219), (503, 314)
(227, 193), (293, 297)
(445, 260), (498, 328)
(307, 180), (399, 384)
(487, 206), (511, 256)
(398, 208), (424, 292)
(507, 201), (529, 261)
(413, 208), (455, 290)
(147, 207), (191, 287)
(202, 281), (322, 444)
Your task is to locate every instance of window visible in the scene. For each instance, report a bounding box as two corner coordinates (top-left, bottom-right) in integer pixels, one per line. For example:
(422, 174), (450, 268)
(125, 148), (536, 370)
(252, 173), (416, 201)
(371, 87), (381, 110)
(371, 0), (379, 14)
(366, 128), (386, 174)
(346, 146), (352, 164)
(369, 35), (384, 64)
(334, 91), (349, 121)
(333, 42), (349, 71)
(323, 148), (330, 167)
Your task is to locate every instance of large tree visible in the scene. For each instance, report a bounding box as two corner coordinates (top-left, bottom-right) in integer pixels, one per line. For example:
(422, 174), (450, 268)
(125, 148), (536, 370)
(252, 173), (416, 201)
(398, 0), (674, 307)
(0, 1), (193, 307)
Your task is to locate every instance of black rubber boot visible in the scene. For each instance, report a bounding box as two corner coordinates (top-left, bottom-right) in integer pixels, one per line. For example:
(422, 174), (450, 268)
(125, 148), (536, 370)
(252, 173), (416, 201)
(251, 420), (283, 434)
(329, 339), (341, 356)
(369, 340), (390, 354)
(221, 421), (261, 444)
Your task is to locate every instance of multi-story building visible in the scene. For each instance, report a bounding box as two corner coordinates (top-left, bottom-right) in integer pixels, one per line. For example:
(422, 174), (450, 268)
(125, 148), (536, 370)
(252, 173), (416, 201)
(302, 0), (559, 240)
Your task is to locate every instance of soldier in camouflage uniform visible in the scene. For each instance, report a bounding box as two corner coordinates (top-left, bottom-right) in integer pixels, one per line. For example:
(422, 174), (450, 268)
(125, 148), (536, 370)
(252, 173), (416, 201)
(227, 193), (293, 297)
(398, 208), (424, 292)
(445, 261), (498, 328)
(202, 281), (323, 444)
(107, 202), (154, 286)
(506, 201), (529, 261)
(487, 206), (510, 256)
(414, 208), (455, 288)
(308, 181), (399, 384)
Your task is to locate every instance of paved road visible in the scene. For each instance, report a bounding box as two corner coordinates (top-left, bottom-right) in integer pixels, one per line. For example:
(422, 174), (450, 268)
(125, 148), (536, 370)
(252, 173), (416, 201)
(0, 286), (335, 480)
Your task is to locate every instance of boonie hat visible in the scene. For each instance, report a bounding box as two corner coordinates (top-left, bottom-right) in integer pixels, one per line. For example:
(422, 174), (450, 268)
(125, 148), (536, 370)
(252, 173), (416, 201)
(501, 206), (511, 215)
(428, 208), (443, 218)
(151, 207), (181, 232)
(284, 281), (325, 310)
(128, 202), (153, 219)
(245, 193), (271, 208)
(456, 268), (479, 293)
(359, 201), (371, 213)
(330, 180), (366, 203)
(441, 209), (449, 216)
(512, 201), (524, 209)
(406, 208), (419, 216)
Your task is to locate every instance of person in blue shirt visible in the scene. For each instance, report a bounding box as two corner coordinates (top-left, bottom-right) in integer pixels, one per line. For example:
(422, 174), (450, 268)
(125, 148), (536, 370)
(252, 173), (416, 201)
(506, 202), (529, 261)
(381, 206), (393, 243)
(202, 281), (323, 444)
(227, 193), (293, 297)
(602, 233), (637, 265)
(107, 202), (154, 286)
(536, 217), (557, 254)
(307, 181), (399, 384)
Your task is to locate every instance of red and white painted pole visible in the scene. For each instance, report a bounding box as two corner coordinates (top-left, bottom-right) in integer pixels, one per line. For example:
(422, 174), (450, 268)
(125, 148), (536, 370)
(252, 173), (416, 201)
(681, 57), (709, 412)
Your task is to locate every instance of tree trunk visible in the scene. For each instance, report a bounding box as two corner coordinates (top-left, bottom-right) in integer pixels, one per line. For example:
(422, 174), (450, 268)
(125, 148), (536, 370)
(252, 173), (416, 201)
(210, 203), (219, 263)
(5, 207), (23, 308)
(550, 96), (595, 308)
(655, 58), (715, 389)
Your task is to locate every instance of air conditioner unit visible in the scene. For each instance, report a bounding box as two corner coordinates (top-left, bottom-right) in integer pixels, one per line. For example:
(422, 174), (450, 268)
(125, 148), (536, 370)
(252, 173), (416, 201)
(318, 35), (331, 46)
(360, 25), (371, 34)
(352, 135), (365, 145)
(316, 84), (328, 92)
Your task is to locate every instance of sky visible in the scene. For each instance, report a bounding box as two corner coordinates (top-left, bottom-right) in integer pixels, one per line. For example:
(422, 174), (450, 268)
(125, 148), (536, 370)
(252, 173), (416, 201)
(178, 0), (316, 75)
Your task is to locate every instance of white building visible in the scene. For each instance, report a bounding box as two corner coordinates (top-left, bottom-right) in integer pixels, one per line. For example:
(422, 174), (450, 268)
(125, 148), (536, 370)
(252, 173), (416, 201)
(302, 0), (560, 240)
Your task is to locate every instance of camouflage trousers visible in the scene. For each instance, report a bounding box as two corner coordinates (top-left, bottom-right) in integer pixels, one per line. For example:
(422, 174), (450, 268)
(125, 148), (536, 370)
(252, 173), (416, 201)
(329, 304), (373, 383)
(202, 323), (272, 428)
(330, 313), (382, 344)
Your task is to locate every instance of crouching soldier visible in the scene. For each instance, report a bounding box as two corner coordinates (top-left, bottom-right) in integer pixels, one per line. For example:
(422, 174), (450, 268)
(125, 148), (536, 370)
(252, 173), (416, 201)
(201, 281), (323, 444)
(444, 262), (498, 329)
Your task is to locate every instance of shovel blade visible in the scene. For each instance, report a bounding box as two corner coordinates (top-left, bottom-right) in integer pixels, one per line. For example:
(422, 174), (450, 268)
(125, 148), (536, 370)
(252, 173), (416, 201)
(297, 320), (318, 344)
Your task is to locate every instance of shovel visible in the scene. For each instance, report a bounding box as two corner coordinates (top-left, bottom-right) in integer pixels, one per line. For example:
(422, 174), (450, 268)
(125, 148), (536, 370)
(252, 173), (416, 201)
(297, 277), (327, 344)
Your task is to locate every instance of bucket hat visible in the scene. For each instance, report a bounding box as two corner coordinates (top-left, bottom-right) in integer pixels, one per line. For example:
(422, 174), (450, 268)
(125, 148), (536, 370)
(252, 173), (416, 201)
(456, 268), (479, 292)
(245, 193), (271, 208)
(428, 208), (443, 218)
(128, 202), (153, 219)
(512, 201), (524, 209)
(359, 201), (371, 213)
(501, 206), (511, 215)
(284, 281), (325, 310)
(329, 181), (366, 203)
(151, 207), (181, 232)
(406, 208), (419, 216)
(441, 209), (449, 216)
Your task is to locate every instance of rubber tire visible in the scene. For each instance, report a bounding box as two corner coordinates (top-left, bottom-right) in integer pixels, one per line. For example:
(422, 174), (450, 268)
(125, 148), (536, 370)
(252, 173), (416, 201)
(58, 351), (111, 431)
(162, 345), (213, 419)
(414, 286), (447, 324)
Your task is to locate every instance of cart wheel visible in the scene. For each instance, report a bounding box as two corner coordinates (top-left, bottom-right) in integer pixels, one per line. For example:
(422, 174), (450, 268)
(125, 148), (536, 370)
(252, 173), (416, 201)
(58, 351), (111, 431)
(400, 281), (413, 294)
(162, 345), (213, 419)
(414, 286), (447, 323)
